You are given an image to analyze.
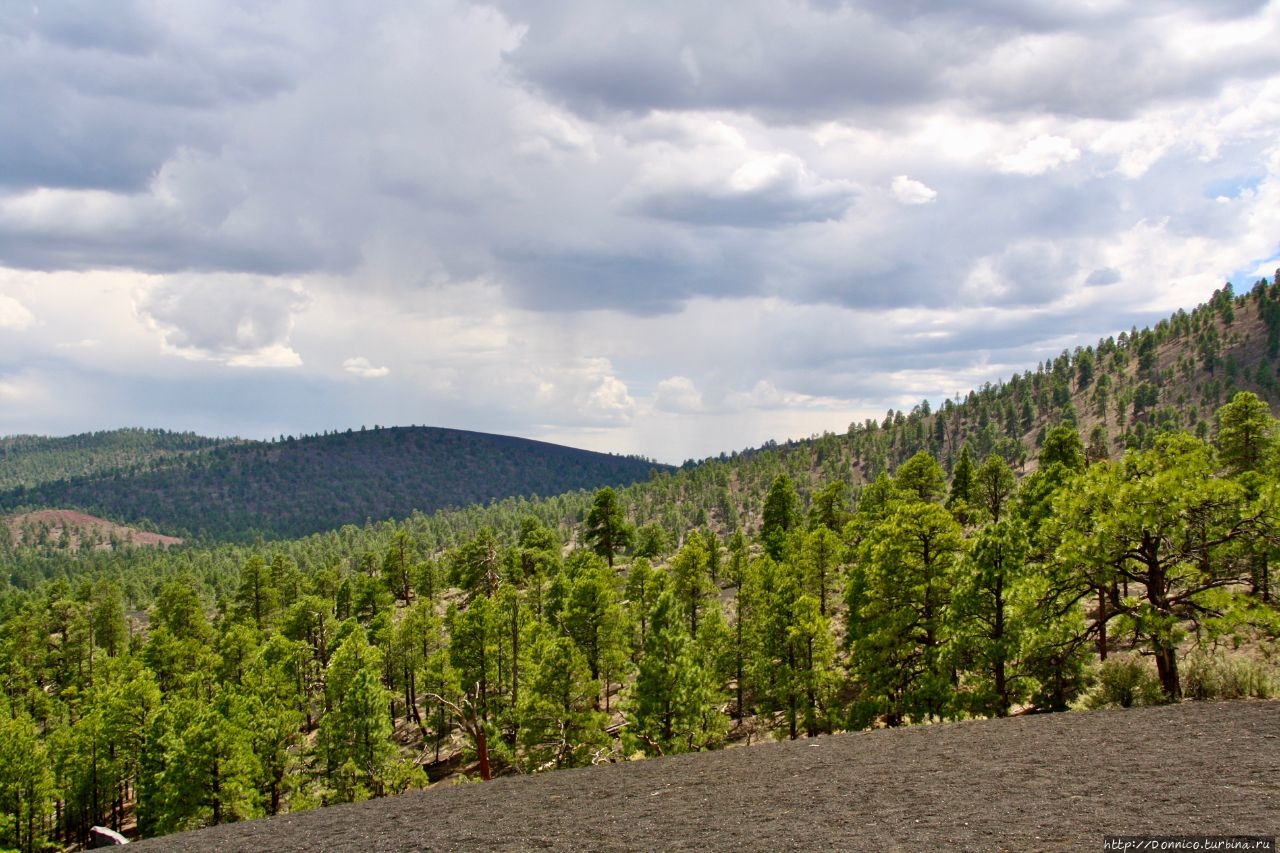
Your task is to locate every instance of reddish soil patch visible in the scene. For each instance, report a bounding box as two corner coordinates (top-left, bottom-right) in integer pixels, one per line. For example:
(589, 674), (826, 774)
(133, 700), (1279, 852)
(7, 509), (182, 550)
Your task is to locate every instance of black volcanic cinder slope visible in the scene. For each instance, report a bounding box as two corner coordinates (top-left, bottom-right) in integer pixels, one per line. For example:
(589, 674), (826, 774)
(0, 426), (666, 541)
(130, 700), (1280, 853)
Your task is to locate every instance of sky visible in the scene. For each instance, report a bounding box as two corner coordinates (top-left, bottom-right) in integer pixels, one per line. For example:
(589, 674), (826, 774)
(1, 1), (1279, 464)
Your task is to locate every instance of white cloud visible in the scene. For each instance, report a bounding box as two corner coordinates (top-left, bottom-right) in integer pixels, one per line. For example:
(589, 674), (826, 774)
(0, 295), (34, 330)
(725, 379), (787, 411)
(138, 276), (309, 368)
(891, 175), (937, 205)
(0, 377), (39, 404)
(993, 135), (1082, 176)
(654, 375), (704, 412)
(585, 375), (636, 422)
(227, 344), (303, 369)
(622, 125), (857, 228)
(343, 356), (390, 378)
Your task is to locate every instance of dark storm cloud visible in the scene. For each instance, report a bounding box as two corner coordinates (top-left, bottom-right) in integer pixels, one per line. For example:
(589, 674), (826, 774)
(498, 0), (1280, 123)
(496, 246), (713, 315)
(633, 177), (855, 228)
(0, 189), (359, 276)
(495, 0), (948, 121)
(3, 0), (1273, 318)
(0, 2), (298, 192)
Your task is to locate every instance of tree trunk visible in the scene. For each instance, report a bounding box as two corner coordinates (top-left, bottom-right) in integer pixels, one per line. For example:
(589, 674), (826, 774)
(211, 758), (222, 825)
(1144, 542), (1179, 700)
(787, 648), (798, 740)
(994, 574), (1008, 717)
(1153, 638), (1180, 700)
(510, 597), (520, 721)
(435, 702), (445, 764)
(408, 671), (427, 739)
(476, 726), (492, 781)
(1096, 586), (1108, 661)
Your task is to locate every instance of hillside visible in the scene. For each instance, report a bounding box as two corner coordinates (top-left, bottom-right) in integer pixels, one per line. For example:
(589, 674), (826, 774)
(5, 509), (182, 552)
(131, 700), (1280, 852)
(612, 278), (1280, 543)
(2, 281), (1275, 549)
(0, 426), (666, 541)
(0, 428), (228, 491)
(1, 283), (1278, 852)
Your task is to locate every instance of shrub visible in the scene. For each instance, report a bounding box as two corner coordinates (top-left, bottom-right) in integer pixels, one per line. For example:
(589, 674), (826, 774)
(1183, 652), (1275, 700)
(1080, 654), (1166, 709)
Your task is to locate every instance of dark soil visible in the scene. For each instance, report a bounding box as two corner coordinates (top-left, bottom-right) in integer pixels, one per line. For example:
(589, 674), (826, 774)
(133, 700), (1279, 852)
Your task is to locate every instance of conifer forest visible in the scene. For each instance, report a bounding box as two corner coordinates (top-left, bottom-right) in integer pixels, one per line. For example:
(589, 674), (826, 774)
(1, 282), (1279, 850)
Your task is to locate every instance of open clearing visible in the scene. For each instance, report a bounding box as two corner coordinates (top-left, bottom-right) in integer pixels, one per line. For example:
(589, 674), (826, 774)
(7, 509), (182, 549)
(133, 700), (1279, 852)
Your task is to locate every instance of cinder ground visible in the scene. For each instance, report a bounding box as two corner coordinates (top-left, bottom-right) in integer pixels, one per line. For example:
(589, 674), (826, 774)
(132, 700), (1279, 852)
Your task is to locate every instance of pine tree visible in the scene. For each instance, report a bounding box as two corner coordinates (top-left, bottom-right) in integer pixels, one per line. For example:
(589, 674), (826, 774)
(0, 713), (54, 853)
(761, 474), (802, 560)
(235, 556), (280, 629)
(849, 500), (964, 725)
(950, 518), (1030, 716)
(800, 526), (841, 617)
(584, 487), (633, 568)
(319, 632), (397, 801)
(946, 444), (977, 524)
(517, 633), (609, 771)
(630, 591), (724, 755)
(138, 692), (262, 834)
(1052, 432), (1261, 699)
(669, 536), (715, 635)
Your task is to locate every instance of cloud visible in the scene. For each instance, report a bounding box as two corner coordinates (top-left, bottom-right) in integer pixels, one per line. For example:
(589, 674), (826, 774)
(343, 357), (391, 379)
(1086, 267), (1122, 287)
(1, 1), (1279, 463)
(585, 375), (636, 422)
(624, 131), (858, 227)
(891, 175), (938, 205)
(496, 1), (948, 120)
(654, 376), (704, 413)
(993, 135), (1082, 176)
(138, 276), (308, 368)
(0, 295), (34, 329)
(499, 1), (1280, 123)
(227, 344), (303, 370)
(725, 379), (787, 411)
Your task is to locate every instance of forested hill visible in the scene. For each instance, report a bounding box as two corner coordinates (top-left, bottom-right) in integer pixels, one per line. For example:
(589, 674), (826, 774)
(0, 428), (230, 491)
(586, 277), (1280, 547)
(4, 279), (1277, 549)
(0, 426), (665, 541)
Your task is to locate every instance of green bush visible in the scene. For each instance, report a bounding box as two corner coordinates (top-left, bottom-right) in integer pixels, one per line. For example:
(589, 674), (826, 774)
(1081, 654), (1167, 709)
(1183, 652), (1275, 700)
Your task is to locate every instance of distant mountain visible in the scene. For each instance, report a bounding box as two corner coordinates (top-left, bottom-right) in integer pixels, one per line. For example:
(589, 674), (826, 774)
(0, 428), (229, 491)
(0, 426), (666, 541)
